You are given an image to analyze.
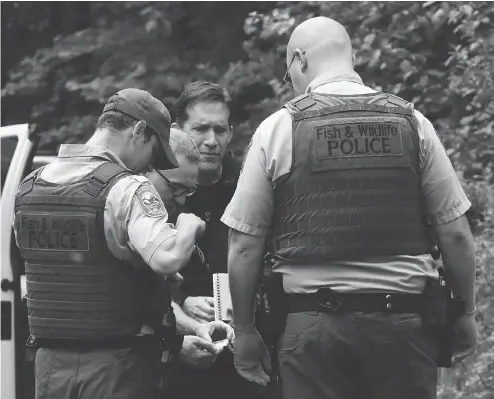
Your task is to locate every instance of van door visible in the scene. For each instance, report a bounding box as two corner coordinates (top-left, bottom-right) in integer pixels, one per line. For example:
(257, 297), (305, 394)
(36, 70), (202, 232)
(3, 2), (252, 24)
(1, 124), (38, 399)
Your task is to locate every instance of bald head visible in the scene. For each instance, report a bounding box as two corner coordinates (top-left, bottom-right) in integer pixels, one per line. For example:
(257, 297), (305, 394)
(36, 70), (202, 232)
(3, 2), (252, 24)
(169, 127), (200, 164)
(146, 128), (199, 211)
(286, 17), (354, 94)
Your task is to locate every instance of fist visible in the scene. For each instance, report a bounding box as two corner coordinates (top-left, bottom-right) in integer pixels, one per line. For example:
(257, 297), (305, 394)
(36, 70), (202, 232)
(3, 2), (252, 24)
(177, 213), (206, 237)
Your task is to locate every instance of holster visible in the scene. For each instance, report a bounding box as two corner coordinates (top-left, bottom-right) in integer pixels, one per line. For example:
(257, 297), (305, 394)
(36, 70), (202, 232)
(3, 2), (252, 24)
(421, 268), (464, 368)
(157, 307), (184, 399)
(25, 335), (38, 363)
(256, 270), (287, 346)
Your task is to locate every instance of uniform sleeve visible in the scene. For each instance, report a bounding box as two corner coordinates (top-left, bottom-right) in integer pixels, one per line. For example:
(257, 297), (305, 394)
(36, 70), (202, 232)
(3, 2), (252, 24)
(415, 110), (471, 225)
(105, 175), (178, 267)
(221, 126), (274, 237)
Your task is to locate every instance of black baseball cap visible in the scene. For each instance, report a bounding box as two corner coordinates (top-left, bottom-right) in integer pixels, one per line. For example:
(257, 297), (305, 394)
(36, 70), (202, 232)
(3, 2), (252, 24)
(103, 88), (179, 170)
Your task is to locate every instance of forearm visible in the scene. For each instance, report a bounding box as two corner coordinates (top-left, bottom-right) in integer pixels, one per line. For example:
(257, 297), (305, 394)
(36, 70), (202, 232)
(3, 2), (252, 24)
(434, 215), (476, 312)
(228, 229), (266, 332)
(172, 301), (201, 335)
(150, 224), (197, 275)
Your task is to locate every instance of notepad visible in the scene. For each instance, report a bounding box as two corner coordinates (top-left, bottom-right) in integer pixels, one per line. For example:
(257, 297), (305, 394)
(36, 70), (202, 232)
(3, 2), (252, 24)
(213, 273), (233, 322)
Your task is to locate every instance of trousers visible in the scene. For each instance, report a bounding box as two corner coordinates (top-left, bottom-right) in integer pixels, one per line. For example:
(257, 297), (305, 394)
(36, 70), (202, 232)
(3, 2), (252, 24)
(34, 340), (161, 399)
(168, 349), (268, 399)
(278, 311), (438, 399)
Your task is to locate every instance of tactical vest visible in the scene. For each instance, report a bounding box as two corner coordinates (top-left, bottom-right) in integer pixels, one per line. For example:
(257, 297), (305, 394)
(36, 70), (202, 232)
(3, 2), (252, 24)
(14, 162), (169, 340)
(273, 92), (433, 262)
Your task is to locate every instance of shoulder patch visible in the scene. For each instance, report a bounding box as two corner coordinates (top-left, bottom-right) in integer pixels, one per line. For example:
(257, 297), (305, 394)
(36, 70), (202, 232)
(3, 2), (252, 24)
(135, 184), (166, 218)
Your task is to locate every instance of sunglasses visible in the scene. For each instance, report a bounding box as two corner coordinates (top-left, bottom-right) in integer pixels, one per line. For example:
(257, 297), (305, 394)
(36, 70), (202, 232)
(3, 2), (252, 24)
(155, 169), (197, 197)
(283, 50), (305, 89)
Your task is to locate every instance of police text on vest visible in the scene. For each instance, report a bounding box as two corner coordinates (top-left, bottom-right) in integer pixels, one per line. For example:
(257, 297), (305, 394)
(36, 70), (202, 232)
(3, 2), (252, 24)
(314, 122), (403, 159)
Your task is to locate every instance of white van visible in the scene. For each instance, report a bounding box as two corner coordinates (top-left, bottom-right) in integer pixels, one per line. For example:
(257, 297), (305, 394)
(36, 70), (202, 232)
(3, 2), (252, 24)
(1, 124), (56, 399)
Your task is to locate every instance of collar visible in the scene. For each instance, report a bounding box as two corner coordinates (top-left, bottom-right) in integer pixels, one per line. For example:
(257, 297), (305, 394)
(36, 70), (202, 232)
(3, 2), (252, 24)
(197, 153), (239, 189)
(306, 71), (364, 93)
(57, 144), (129, 170)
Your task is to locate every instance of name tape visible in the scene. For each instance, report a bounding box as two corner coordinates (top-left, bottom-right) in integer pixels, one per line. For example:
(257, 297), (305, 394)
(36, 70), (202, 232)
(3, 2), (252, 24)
(313, 122), (403, 159)
(19, 213), (89, 251)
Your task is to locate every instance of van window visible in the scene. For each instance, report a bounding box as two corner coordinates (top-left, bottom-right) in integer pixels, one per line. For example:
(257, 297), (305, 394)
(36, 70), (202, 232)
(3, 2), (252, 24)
(1, 136), (18, 194)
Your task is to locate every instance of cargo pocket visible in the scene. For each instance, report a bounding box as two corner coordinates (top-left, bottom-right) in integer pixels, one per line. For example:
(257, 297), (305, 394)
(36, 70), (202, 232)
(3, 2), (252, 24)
(34, 348), (55, 399)
(279, 312), (323, 356)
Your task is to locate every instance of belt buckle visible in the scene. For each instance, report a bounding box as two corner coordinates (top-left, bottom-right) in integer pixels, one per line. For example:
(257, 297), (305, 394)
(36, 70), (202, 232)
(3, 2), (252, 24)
(315, 287), (342, 312)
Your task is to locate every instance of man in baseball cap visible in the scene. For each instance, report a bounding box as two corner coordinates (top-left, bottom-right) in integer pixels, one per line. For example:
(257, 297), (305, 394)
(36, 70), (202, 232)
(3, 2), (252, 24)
(103, 88), (179, 170)
(14, 87), (211, 399)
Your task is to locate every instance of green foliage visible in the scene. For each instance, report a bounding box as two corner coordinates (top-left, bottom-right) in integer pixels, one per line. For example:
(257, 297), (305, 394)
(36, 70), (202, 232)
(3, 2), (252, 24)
(438, 225), (494, 398)
(2, 2), (493, 183)
(2, 3), (494, 395)
(1, 2), (275, 150)
(225, 1), (494, 181)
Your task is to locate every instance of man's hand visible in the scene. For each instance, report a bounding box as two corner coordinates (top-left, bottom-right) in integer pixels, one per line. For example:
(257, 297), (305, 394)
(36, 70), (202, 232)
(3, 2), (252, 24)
(183, 296), (215, 323)
(176, 213), (206, 238)
(233, 328), (272, 387)
(452, 313), (477, 363)
(179, 336), (219, 368)
(195, 320), (234, 346)
(166, 272), (183, 292)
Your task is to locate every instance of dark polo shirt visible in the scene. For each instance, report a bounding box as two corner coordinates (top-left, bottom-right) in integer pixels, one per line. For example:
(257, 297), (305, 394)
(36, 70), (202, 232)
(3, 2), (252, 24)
(179, 154), (239, 297)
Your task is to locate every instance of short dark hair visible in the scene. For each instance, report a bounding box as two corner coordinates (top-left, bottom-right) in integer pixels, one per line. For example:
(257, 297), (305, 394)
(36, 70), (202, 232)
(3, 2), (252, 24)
(174, 81), (231, 126)
(96, 110), (154, 141)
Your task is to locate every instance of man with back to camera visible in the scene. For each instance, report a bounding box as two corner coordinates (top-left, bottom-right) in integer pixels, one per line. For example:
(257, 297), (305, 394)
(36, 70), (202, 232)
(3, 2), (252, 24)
(223, 17), (478, 399)
(158, 82), (265, 399)
(13, 88), (230, 399)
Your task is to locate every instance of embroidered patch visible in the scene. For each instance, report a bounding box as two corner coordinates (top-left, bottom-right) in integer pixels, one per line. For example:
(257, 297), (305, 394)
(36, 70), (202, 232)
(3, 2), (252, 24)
(135, 185), (166, 218)
(312, 121), (403, 160)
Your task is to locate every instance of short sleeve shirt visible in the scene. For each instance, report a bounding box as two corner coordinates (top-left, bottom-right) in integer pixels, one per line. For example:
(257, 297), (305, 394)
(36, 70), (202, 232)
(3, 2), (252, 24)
(221, 72), (471, 294)
(39, 145), (177, 269)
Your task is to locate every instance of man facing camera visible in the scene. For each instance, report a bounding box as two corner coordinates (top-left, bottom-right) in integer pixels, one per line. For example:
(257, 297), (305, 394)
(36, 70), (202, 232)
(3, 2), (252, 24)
(156, 82), (264, 399)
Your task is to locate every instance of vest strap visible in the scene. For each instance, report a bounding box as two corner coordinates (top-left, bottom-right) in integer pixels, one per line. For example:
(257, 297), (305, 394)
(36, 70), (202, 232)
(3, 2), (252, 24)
(386, 94), (414, 109)
(285, 94), (317, 114)
(17, 167), (45, 197)
(291, 103), (414, 122)
(16, 195), (106, 207)
(83, 162), (130, 197)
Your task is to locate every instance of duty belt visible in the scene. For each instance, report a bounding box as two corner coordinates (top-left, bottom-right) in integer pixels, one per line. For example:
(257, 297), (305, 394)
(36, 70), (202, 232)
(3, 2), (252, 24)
(285, 287), (426, 314)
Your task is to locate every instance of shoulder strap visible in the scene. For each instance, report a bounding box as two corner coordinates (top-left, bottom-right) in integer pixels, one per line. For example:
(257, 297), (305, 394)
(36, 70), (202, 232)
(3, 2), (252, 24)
(284, 93), (317, 114)
(386, 93), (414, 110)
(83, 162), (132, 197)
(17, 166), (46, 197)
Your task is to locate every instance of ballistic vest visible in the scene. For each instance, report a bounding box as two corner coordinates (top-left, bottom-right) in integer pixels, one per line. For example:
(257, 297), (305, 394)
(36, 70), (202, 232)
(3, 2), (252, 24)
(14, 162), (169, 340)
(272, 92), (433, 262)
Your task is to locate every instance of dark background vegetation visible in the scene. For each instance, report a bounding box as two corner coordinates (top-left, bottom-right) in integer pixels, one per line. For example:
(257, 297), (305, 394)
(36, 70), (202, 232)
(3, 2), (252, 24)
(1, 2), (493, 397)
